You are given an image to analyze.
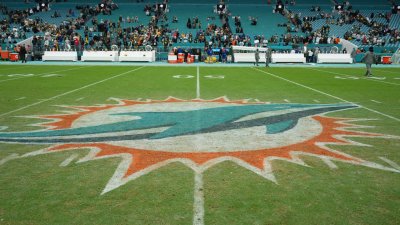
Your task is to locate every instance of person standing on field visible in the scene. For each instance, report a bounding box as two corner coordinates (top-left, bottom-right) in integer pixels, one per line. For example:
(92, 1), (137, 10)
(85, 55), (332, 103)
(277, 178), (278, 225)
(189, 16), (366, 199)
(265, 47), (272, 67)
(254, 48), (260, 66)
(19, 45), (27, 63)
(361, 47), (376, 77)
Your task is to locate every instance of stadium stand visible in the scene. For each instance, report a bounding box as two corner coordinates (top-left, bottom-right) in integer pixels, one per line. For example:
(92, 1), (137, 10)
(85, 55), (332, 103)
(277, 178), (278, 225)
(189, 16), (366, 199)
(0, 0), (399, 63)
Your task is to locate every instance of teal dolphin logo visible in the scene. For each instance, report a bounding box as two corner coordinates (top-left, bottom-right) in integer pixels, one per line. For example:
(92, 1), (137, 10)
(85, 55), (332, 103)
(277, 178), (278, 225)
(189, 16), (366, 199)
(0, 103), (357, 144)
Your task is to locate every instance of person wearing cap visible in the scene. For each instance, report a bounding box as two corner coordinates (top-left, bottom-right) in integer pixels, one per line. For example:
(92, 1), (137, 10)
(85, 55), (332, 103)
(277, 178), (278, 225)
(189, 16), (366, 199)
(361, 46), (376, 77)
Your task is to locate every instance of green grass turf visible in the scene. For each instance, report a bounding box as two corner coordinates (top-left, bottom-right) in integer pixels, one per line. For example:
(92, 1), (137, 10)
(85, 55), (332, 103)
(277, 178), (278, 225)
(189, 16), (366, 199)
(0, 65), (399, 224)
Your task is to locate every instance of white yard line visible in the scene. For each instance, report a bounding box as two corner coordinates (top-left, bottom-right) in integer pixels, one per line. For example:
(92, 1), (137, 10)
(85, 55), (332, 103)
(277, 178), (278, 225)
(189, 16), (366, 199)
(283, 99), (290, 103)
(196, 66), (201, 99)
(59, 154), (79, 167)
(253, 68), (400, 122)
(15, 97), (26, 101)
(193, 172), (205, 225)
(321, 158), (338, 169)
(370, 100), (382, 104)
(379, 157), (400, 170)
(0, 66), (89, 84)
(313, 99), (320, 103)
(0, 153), (19, 166)
(0, 67), (144, 117)
(308, 68), (400, 86)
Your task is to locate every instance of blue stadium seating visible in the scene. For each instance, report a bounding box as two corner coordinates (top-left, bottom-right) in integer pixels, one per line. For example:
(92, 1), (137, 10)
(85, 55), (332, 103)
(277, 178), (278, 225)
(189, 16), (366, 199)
(1, 0), (399, 50)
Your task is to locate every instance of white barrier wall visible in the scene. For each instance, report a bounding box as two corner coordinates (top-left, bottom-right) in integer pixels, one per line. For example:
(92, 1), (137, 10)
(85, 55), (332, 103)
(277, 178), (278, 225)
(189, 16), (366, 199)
(272, 53), (306, 63)
(119, 51), (155, 62)
(234, 53), (267, 63)
(317, 54), (353, 64)
(42, 51), (78, 61)
(233, 53), (307, 63)
(81, 51), (119, 62)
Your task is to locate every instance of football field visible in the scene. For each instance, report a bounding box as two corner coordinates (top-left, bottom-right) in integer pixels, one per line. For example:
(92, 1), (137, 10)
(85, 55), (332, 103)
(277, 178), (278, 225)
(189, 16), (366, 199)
(0, 64), (399, 225)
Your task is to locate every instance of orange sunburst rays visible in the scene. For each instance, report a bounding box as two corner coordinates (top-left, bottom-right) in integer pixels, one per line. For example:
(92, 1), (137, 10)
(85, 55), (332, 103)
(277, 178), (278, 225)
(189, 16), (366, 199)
(21, 97), (400, 194)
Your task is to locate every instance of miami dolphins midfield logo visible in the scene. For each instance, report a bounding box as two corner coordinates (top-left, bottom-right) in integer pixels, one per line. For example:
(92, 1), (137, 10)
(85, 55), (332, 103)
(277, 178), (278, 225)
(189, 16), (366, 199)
(0, 97), (399, 194)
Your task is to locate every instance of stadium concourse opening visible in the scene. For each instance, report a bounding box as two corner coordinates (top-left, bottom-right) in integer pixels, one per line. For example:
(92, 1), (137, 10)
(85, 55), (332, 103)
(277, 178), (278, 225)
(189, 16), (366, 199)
(0, 0), (399, 65)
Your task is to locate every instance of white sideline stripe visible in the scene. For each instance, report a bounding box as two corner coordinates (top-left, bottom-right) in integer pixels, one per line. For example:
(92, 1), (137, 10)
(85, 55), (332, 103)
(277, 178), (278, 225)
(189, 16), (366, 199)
(196, 66), (201, 98)
(0, 66), (88, 84)
(379, 157), (400, 170)
(59, 154), (79, 167)
(253, 68), (400, 122)
(0, 67), (144, 117)
(193, 172), (205, 225)
(371, 100), (382, 104)
(0, 153), (19, 166)
(309, 68), (400, 86)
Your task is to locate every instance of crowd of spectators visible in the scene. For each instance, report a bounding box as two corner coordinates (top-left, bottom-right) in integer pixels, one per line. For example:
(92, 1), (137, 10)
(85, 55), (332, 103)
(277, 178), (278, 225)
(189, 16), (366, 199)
(1, 0), (400, 60)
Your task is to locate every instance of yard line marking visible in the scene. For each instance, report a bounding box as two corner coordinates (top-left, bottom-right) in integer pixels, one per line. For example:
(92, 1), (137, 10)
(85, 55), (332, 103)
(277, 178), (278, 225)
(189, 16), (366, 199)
(253, 68), (400, 122)
(321, 158), (338, 169)
(379, 157), (400, 170)
(0, 66), (88, 84)
(59, 154), (79, 167)
(308, 68), (400, 86)
(75, 97), (85, 101)
(0, 67), (144, 117)
(370, 100), (382, 104)
(313, 99), (320, 103)
(0, 153), (19, 166)
(196, 66), (201, 99)
(193, 172), (205, 225)
(41, 74), (61, 78)
(284, 99), (290, 103)
(15, 97), (26, 101)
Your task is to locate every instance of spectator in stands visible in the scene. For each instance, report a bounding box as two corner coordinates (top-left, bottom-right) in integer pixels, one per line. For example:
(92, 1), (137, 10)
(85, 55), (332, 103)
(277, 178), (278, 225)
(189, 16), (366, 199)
(361, 47), (376, 77)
